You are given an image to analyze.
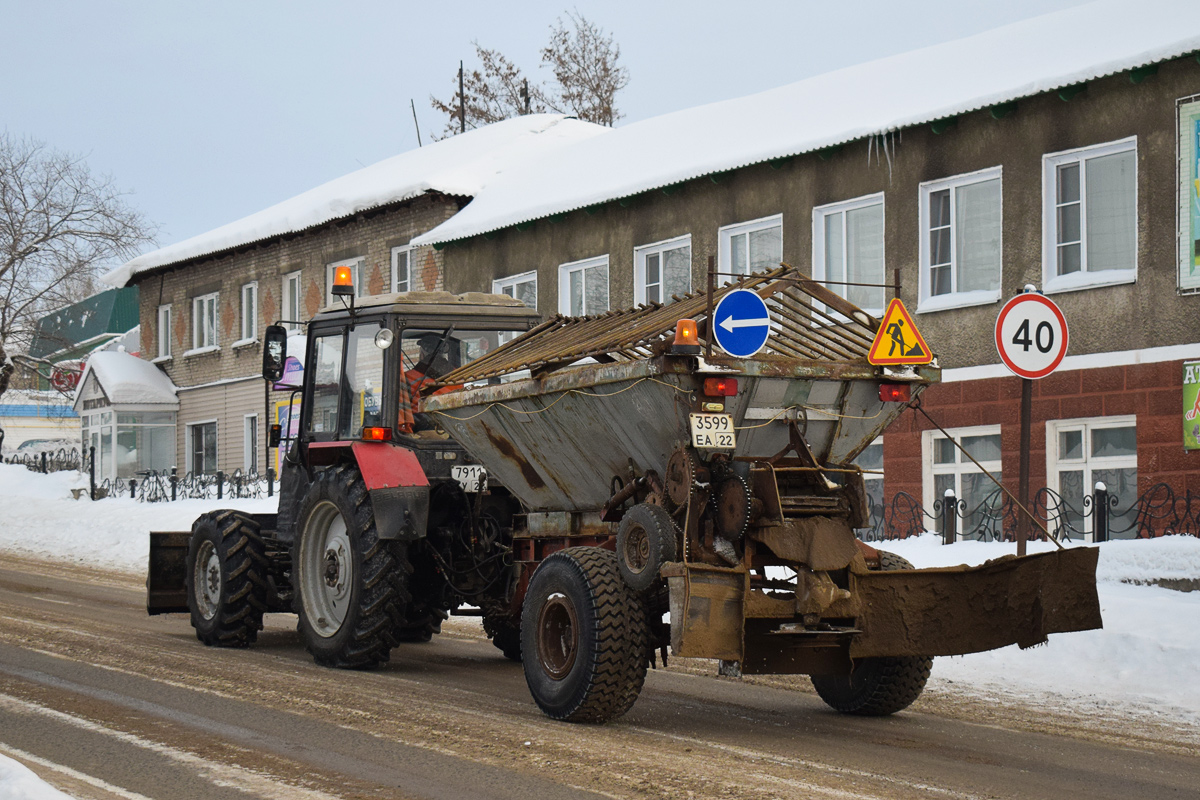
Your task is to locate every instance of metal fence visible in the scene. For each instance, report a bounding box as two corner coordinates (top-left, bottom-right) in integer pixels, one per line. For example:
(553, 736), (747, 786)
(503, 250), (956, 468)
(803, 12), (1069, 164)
(2, 447), (82, 474)
(858, 482), (1200, 543)
(91, 467), (276, 502)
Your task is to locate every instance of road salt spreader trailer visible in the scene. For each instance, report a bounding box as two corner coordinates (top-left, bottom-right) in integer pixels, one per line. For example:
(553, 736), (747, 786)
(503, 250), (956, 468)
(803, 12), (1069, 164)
(148, 265), (1103, 723)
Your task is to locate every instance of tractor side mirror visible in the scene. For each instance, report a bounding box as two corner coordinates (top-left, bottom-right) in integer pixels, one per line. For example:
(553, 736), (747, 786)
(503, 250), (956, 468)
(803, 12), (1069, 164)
(263, 325), (287, 382)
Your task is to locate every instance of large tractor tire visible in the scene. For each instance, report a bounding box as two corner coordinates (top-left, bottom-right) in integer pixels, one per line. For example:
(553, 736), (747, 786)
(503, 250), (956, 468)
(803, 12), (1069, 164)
(811, 551), (933, 716)
(521, 547), (648, 723)
(395, 541), (455, 643)
(185, 510), (270, 647)
(294, 464), (412, 669)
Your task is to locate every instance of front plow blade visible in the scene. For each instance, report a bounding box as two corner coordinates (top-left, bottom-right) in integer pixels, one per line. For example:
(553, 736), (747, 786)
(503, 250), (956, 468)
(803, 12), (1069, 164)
(850, 547), (1102, 658)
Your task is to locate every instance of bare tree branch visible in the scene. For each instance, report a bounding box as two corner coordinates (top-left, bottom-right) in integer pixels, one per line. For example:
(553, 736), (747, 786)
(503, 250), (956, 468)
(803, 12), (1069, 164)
(0, 133), (156, 406)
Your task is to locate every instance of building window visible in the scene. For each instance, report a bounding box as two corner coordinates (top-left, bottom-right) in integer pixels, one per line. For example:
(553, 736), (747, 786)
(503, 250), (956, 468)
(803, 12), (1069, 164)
(918, 168), (1002, 311)
(855, 439), (883, 528)
(494, 271), (537, 344)
(392, 246), (412, 293)
(282, 270), (302, 330)
(326, 258), (365, 305)
(156, 304), (171, 360)
(924, 426), (1003, 539)
(191, 292), (218, 350)
(239, 282), (258, 342)
(635, 235), (691, 305)
(558, 256), (609, 316)
(812, 195), (885, 315)
(1047, 416), (1137, 540)
(244, 414), (258, 473)
(188, 421), (217, 475)
(720, 215), (782, 279)
(1042, 137), (1137, 293)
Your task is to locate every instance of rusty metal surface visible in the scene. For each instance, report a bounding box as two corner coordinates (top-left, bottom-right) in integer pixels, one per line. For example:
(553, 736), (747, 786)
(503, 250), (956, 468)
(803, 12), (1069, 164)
(434, 265), (888, 385)
(749, 516), (861, 571)
(147, 531), (190, 615)
(848, 547), (1103, 658)
(668, 565), (748, 661)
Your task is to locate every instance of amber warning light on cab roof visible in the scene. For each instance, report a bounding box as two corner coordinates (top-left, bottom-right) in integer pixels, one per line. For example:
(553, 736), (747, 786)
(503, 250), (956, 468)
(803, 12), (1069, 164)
(332, 265), (355, 296)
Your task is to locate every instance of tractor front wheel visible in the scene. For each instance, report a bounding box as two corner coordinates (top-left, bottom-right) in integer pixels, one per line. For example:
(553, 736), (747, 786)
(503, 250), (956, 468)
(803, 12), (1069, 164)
(185, 510), (269, 647)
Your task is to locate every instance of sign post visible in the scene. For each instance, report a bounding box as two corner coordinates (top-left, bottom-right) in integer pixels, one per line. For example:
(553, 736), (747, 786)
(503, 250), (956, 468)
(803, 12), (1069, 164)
(995, 289), (1069, 556)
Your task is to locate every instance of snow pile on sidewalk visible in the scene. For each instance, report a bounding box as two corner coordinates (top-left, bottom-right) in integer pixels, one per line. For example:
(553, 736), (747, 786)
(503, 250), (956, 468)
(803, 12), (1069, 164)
(885, 533), (1200, 726)
(0, 464), (276, 573)
(0, 752), (72, 800)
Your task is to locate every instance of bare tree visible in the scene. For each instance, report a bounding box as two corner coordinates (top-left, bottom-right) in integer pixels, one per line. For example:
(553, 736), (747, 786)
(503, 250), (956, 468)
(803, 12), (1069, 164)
(0, 133), (156, 405)
(430, 12), (628, 137)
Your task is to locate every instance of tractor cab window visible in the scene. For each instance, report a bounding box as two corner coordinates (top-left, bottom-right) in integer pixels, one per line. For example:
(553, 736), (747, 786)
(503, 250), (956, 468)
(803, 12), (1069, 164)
(308, 331), (344, 436)
(398, 327), (506, 433)
(341, 322), (385, 438)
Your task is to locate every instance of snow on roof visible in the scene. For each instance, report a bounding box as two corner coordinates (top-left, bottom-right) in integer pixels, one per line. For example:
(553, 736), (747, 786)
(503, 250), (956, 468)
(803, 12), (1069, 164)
(103, 115), (609, 287)
(73, 351), (178, 409)
(413, 0), (1200, 245)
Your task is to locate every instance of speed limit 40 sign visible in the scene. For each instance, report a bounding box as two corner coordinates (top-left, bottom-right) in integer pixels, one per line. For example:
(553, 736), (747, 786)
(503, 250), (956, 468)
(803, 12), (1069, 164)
(995, 293), (1068, 379)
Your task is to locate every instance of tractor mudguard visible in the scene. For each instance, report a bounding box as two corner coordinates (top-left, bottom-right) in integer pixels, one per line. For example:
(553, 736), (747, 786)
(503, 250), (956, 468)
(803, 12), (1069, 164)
(351, 441), (431, 540)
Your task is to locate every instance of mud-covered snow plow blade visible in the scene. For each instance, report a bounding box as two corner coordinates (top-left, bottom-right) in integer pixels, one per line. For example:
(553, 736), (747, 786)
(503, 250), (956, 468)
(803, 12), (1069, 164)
(425, 265), (1103, 714)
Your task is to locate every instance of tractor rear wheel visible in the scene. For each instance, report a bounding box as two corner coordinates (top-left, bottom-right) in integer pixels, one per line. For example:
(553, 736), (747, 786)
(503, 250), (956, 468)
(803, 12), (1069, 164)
(395, 541), (455, 643)
(810, 551), (933, 715)
(185, 510), (269, 647)
(484, 614), (522, 661)
(294, 464), (412, 669)
(521, 547), (648, 723)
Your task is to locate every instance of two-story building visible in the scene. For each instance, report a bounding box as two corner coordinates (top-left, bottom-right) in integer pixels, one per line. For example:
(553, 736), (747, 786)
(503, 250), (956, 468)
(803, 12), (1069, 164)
(413, 2), (1200, 540)
(103, 115), (607, 477)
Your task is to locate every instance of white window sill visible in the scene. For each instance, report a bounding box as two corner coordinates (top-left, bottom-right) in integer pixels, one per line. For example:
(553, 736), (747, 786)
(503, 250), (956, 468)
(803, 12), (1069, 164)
(1043, 269), (1136, 295)
(151, 355), (172, 364)
(183, 345), (220, 358)
(916, 289), (1001, 314)
(232, 338), (259, 349)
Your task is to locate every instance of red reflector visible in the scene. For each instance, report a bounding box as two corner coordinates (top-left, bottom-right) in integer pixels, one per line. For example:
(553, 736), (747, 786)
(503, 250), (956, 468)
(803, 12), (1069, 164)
(362, 427), (392, 441)
(879, 383), (911, 403)
(703, 377), (739, 397)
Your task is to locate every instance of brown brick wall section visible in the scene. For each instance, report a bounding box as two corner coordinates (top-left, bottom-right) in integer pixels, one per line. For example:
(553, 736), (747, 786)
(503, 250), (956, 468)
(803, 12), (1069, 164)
(130, 194), (460, 473)
(883, 361), (1200, 511)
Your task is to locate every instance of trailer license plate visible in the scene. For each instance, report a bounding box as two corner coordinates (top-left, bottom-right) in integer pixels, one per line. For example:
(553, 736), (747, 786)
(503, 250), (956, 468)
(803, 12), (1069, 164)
(689, 413), (736, 449)
(451, 465), (487, 493)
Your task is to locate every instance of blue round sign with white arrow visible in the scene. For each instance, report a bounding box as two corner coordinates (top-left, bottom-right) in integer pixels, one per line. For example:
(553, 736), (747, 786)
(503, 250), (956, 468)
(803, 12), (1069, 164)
(712, 289), (772, 358)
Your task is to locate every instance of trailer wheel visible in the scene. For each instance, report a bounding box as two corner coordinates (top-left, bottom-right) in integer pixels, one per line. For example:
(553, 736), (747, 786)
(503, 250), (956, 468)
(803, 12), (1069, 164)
(521, 547), (648, 723)
(810, 551), (933, 716)
(616, 504), (677, 593)
(185, 510), (269, 647)
(294, 464), (412, 669)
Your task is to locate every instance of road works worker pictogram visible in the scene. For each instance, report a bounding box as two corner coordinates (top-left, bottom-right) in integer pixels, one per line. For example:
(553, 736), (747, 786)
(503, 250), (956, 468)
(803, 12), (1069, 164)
(868, 298), (932, 365)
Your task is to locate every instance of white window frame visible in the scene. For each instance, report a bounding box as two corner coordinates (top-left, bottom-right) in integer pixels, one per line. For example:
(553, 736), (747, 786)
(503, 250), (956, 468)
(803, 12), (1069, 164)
(1042, 136), (1138, 294)
(1046, 415), (1137, 541)
(921, 424), (1003, 518)
(326, 257), (366, 305)
(155, 304), (172, 362)
(391, 246), (412, 294)
(493, 270), (538, 309)
(236, 281), (258, 346)
(243, 413), (259, 473)
(190, 292), (219, 353)
(557, 255), (610, 316)
(187, 419), (218, 476)
(282, 270), (302, 331)
(718, 214), (783, 280)
(811, 194), (886, 317)
(917, 166), (1004, 313)
(634, 234), (692, 306)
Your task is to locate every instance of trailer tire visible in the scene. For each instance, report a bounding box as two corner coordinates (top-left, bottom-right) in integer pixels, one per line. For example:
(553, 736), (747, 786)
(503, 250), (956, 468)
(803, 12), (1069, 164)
(616, 504), (677, 593)
(810, 551), (933, 716)
(186, 510), (269, 647)
(521, 547), (648, 723)
(294, 464), (412, 669)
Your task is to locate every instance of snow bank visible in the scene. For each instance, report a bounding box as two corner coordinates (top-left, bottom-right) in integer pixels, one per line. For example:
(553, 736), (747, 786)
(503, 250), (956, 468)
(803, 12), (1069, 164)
(885, 534), (1200, 726)
(0, 753), (73, 800)
(0, 463), (275, 573)
(103, 115), (608, 287)
(414, 0), (1200, 245)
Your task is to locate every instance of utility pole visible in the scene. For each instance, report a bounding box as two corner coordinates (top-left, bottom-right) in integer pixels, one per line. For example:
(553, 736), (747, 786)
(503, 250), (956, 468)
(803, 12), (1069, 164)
(459, 61), (466, 134)
(410, 99), (423, 147)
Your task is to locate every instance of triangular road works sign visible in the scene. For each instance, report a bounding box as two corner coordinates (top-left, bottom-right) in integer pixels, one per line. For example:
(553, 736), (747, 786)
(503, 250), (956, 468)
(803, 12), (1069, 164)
(868, 298), (933, 366)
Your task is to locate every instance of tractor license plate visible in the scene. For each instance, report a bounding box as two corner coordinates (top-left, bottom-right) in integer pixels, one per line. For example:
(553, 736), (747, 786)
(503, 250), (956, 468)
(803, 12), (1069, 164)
(689, 413), (736, 449)
(451, 465), (487, 493)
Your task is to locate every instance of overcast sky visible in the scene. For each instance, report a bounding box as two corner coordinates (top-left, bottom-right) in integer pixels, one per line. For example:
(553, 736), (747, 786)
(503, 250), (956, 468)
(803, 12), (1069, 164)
(2, 0), (1086, 258)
